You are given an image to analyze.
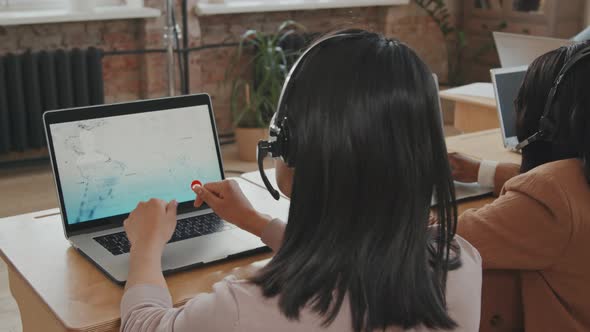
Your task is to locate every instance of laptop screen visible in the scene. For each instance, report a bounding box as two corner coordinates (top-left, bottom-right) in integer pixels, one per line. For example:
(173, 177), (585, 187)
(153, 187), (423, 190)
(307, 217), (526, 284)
(494, 69), (527, 140)
(48, 105), (223, 225)
(494, 32), (572, 68)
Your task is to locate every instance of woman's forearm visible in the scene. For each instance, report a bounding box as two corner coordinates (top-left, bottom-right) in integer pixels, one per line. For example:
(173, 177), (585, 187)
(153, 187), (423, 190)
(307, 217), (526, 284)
(125, 245), (167, 291)
(242, 211), (273, 238)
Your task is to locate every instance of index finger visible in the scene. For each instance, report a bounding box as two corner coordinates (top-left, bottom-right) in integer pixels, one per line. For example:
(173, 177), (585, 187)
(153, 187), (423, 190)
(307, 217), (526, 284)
(191, 181), (224, 195)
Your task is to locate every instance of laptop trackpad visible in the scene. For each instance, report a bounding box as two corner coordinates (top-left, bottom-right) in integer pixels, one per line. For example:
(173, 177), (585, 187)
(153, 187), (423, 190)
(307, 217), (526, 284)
(161, 229), (262, 271)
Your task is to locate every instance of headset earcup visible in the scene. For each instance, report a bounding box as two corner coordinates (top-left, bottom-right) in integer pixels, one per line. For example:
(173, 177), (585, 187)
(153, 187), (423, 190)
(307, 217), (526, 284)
(280, 119), (294, 166)
(539, 113), (557, 141)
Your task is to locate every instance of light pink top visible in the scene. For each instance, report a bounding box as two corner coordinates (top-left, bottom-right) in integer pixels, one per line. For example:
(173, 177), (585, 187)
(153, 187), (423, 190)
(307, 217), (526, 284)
(121, 219), (482, 331)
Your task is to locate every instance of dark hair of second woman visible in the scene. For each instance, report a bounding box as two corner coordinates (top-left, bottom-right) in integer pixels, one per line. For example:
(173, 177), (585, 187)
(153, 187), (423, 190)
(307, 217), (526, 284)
(251, 31), (461, 331)
(515, 41), (590, 179)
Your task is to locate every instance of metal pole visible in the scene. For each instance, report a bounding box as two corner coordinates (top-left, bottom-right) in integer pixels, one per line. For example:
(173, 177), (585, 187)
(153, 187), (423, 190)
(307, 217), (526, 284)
(165, 0), (176, 96)
(181, 0), (190, 95)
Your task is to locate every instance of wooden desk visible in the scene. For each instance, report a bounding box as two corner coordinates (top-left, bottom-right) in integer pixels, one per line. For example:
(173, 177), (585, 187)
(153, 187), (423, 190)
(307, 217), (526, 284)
(446, 129), (521, 165)
(440, 87), (499, 134)
(2, 213), (272, 332)
(0, 129), (520, 332)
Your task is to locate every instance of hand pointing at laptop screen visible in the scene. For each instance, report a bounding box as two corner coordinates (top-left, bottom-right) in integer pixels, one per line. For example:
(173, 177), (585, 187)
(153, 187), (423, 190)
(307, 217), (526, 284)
(191, 179), (272, 238)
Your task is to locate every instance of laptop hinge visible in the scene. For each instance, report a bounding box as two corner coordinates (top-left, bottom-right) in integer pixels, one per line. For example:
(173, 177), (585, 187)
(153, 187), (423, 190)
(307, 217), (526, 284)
(67, 223), (122, 238)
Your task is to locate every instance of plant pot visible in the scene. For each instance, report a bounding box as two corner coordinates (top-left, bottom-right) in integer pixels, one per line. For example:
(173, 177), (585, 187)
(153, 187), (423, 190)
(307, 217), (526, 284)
(235, 127), (268, 162)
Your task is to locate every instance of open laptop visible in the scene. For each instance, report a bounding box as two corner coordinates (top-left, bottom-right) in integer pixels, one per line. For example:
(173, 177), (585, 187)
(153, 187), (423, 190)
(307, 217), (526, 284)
(43, 94), (277, 284)
(433, 74), (495, 200)
(493, 32), (573, 67)
(491, 66), (528, 152)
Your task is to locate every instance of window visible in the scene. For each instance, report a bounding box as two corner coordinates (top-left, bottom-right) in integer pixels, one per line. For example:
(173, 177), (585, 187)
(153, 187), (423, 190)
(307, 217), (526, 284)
(0, 0), (126, 11)
(0, 0), (63, 10)
(0, 0), (160, 25)
(196, 0), (410, 16)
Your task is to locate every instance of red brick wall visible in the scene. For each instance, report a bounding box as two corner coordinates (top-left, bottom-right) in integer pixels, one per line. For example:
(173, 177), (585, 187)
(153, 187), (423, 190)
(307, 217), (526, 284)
(1, 0), (458, 136)
(1, 20), (145, 102)
(192, 2), (458, 134)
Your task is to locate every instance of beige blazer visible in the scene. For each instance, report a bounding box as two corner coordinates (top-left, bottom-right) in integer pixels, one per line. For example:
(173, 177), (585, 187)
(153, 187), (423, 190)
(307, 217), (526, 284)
(458, 159), (590, 331)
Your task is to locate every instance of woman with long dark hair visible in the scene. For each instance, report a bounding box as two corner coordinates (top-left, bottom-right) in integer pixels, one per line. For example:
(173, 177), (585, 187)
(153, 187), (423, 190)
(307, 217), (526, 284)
(450, 42), (590, 331)
(120, 30), (482, 332)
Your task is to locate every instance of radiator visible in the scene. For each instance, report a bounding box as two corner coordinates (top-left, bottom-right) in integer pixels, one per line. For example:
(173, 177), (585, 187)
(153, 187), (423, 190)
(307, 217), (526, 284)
(0, 47), (104, 154)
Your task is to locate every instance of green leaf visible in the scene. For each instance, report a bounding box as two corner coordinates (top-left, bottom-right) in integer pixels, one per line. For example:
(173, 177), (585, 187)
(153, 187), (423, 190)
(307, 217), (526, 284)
(240, 30), (260, 48)
(458, 30), (467, 48)
(278, 20), (307, 34)
(226, 20), (306, 127)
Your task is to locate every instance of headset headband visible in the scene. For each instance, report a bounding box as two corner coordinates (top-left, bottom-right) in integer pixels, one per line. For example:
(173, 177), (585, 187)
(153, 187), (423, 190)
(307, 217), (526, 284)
(257, 32), (359, 200)
(275, 32), (356, 119)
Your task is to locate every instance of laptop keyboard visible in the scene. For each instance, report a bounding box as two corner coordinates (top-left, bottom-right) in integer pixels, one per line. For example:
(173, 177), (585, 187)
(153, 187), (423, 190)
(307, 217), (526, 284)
(94, 213), (234, 256)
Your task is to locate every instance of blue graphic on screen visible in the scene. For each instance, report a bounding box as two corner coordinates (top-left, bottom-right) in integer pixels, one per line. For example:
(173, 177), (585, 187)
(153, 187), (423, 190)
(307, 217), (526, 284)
(49, 106), (222, 224)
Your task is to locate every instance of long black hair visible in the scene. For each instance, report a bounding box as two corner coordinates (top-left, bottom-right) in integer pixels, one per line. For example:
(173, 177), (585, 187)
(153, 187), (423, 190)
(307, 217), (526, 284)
(252, 30), (460, 331)
(515, 41), (590, 180)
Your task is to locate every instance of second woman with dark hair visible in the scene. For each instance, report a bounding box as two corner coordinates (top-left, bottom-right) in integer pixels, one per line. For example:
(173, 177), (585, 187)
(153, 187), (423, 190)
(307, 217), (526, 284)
(450, 42), (590, 331)
(119, 31), (482, 332)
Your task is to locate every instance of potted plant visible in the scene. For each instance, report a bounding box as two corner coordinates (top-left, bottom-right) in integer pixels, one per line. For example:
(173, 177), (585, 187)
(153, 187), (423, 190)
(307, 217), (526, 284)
(227, 21), (306, 161)
(414, 0), (506, 86)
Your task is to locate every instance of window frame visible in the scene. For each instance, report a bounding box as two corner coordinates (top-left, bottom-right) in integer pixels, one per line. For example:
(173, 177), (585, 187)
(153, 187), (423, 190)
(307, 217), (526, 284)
(195, 0), (411, 16)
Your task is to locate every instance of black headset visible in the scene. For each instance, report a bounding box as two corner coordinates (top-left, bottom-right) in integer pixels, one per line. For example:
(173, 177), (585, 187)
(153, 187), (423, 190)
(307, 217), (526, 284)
(256, 33), (354, 200)
(515, 45), (590, 151)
